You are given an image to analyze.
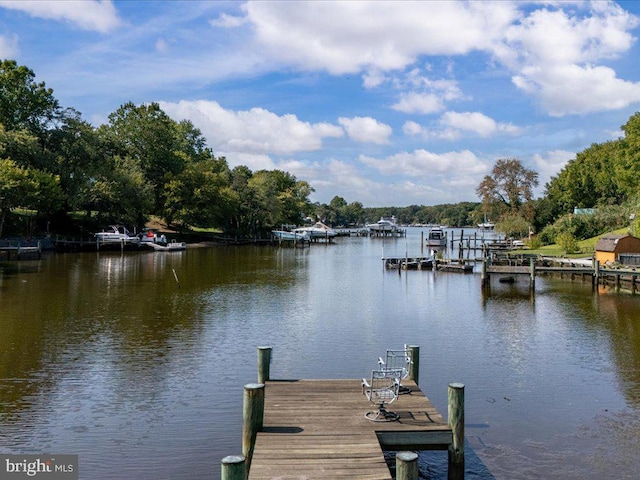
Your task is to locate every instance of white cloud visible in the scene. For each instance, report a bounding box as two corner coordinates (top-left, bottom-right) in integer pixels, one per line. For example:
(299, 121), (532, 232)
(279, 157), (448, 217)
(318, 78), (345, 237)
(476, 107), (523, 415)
(515, 64), (640, 116)
(235, 1), (518, 75)
(359, 149), (488, 177)
(392, 92), (445, 115)
(532, 149), (575, 190)
(229, 1), (640, 117)
(403, 112), (521, 140)
(0, 0), (122, 33)
(440, 111), (522, 137)
(160, 100), (344, 156)
(338, 116), (392, 144)
(210, 12), (248, 28)
(497, 2), (640, 116)
(402, 121), (423, 136)
(0, 34), (18, 59)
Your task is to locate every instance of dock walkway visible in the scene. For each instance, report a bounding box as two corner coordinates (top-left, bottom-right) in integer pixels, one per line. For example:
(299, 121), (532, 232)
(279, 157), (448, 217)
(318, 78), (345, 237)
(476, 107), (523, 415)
(249, 378), (451, 479)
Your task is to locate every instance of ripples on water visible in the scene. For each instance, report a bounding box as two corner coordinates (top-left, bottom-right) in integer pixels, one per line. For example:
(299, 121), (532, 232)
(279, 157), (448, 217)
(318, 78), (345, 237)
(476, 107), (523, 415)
(1, 230), (640, 479)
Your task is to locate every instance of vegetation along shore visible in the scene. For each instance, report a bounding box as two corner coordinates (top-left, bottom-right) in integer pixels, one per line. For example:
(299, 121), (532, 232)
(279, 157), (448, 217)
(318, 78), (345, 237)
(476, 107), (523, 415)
(2, 59), (640, 253)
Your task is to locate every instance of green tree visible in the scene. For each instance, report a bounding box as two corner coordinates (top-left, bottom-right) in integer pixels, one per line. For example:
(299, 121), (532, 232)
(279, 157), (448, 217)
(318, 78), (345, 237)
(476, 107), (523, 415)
(327, 196), (348, 226)
(102, 102), (188, 212)
(0, 60), (60, 136)
(163, 156), (232, 228)
(495, 214), (530, 239)
(0, 159), (62, 237)
(89, 156), (153, 226)
(476, 158), (538, 222)
(248, 170), (312, 233)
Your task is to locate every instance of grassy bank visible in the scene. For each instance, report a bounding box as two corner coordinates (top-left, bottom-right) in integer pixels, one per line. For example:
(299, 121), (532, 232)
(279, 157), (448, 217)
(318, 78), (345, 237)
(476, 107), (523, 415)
(517, 227), (630, 258)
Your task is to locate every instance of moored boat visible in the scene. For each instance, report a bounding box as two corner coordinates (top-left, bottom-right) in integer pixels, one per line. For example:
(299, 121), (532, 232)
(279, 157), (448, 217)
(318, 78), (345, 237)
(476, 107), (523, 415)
(143, 240), (187, 252)
(272, 230), (310, 242)
(293, 221), (336, 239)
(366, 216), (399, 233)
(94, 225), (139, 244)
(426, 227), (446, 247)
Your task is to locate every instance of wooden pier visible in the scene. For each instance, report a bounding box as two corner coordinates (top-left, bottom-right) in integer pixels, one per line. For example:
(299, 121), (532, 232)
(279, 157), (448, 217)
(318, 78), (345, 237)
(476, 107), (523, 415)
(0, 242), (42, 260)
(223, 346), (465, 480)
(249, 378), (452, 479)
(480, 256), (640, 293)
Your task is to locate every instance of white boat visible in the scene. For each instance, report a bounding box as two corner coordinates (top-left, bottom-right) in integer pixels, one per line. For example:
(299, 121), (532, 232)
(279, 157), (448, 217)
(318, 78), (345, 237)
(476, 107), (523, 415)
(293, 221), (336, 239)
(366, 216), (399, 233)
(478, 222), (495, 230)
(426, 227), (447, 247)
(272, 230), (310, 241)
(94, 225), (139, 244)
(478, 213), (494, 230)
(143, 240), (187, 251)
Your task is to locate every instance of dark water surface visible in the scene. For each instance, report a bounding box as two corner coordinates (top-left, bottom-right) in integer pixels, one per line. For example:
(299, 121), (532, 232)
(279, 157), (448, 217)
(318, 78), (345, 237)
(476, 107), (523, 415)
(1, 228), (640, 479)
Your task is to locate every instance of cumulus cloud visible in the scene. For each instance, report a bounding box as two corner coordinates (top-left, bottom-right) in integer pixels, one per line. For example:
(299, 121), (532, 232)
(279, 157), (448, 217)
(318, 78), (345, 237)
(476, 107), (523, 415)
(223, 1), (640, 117)
(233, 1), (517, 74)
(403, 112), (521, 140)
(532, 149), (575, 190)
(0, 0), (122, 33)
(359, 149), (488, 177)
(160, 100), (344, 156)
(392, 92), (445, 115)
(498, 2), (640, 115)
(0, 34), (18, 59)
(440, 111), (521, 137)
(338, 116), (392, 144)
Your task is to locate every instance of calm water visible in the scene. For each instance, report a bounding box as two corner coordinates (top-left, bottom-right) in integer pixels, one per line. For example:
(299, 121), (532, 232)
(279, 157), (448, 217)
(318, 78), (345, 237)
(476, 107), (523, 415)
(1, 228), (640, 479)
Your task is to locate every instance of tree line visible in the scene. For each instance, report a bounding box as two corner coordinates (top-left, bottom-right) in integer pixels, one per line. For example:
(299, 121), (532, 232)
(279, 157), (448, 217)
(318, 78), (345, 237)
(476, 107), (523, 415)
(0, 60), (315, 238)
(2, 59), (639, 241)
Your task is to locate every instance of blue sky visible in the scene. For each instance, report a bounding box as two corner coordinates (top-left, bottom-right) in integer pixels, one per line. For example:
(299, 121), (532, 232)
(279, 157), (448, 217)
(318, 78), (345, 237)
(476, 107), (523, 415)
(2, 1), (640, 207)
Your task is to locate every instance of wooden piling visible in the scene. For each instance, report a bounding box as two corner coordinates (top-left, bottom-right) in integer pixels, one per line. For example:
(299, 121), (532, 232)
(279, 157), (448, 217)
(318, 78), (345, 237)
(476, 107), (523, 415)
(221, 455), (246, 480)
(242, 383), (265, 470)
(257, 346), (272, 384)
(407, 345), (420, 386)
(481, 259), (488, 288)
(530, 261), (535, 288)
(447, 383), (465, 480)
(396, 451), (419, 480)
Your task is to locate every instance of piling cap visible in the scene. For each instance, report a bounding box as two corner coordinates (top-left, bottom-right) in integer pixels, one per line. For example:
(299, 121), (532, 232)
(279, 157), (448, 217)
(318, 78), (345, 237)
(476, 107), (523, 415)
(396, 451), (419, 462)
(221, 455), (245, 465)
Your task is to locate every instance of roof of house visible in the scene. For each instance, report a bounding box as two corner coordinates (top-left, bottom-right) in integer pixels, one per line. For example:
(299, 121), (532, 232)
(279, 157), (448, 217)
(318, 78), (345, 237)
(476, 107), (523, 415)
(595, 234), (632, 252)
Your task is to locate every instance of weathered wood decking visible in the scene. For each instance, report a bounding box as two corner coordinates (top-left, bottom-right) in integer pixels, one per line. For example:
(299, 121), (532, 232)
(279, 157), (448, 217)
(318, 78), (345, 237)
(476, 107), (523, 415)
(248, 378), (451, 479)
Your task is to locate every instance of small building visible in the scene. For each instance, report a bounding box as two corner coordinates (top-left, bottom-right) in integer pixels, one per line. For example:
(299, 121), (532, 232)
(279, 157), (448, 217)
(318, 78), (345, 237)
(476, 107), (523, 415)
(594, 234), (640, 264)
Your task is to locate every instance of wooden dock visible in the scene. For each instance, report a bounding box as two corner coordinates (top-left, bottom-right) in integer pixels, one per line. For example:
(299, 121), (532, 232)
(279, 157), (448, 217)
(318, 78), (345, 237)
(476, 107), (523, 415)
(0, 243), (41, 260)
(219, 346), (465, 480)
(249, 378), (451, 479)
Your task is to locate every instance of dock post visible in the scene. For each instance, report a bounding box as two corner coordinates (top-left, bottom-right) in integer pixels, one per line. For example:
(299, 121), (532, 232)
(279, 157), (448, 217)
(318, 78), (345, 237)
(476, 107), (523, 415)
(407, 345), (420, 386)
(530, 261), (535, 289)
(481, 259), (488, 289)
(221, 455), (246, 480)
(257, 346), (272, 383)
(396, 451), (419, 480)
(448, 383), (465, 480)
(242, 383), (265, 471)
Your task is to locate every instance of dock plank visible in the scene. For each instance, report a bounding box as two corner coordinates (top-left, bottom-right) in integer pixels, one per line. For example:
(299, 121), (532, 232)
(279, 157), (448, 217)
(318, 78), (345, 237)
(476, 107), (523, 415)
(248, 379), (451, 479)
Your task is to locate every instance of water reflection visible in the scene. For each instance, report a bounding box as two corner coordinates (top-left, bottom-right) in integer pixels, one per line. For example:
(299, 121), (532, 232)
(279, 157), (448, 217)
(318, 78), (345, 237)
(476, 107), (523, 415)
(1, 232), (640, 479)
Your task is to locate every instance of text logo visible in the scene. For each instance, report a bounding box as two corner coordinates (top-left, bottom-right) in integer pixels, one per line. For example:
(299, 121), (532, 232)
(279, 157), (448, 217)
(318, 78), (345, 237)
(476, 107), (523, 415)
(0, 455), (77, 480)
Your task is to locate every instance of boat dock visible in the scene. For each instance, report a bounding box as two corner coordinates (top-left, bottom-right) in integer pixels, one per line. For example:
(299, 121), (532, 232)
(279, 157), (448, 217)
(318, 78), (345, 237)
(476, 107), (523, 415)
(222, 347), (465, 480)
(481, 256), (640, 293)
(0, 241), (42, 260)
